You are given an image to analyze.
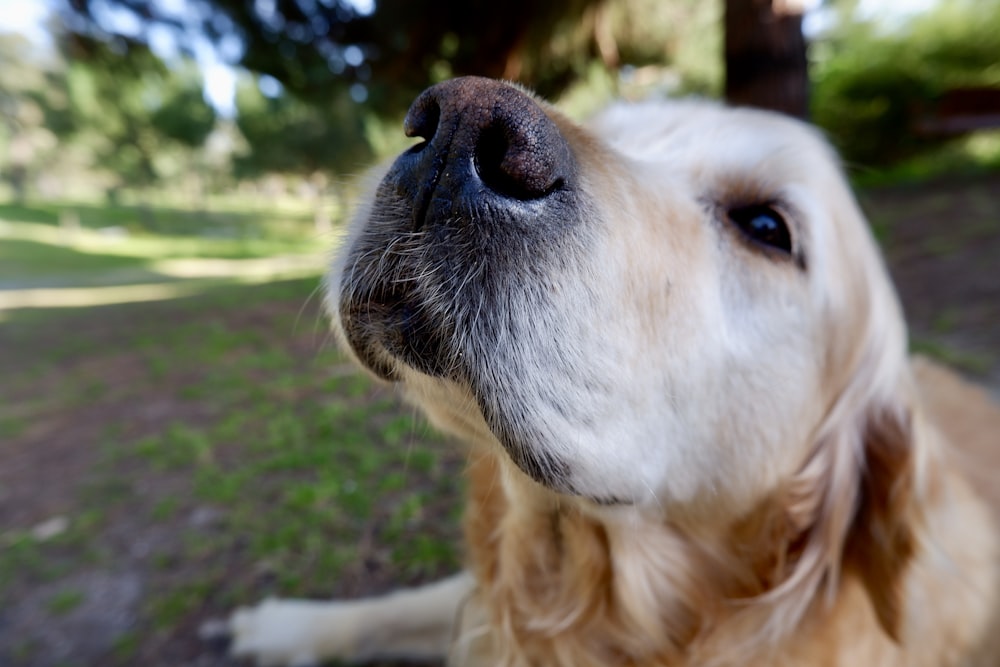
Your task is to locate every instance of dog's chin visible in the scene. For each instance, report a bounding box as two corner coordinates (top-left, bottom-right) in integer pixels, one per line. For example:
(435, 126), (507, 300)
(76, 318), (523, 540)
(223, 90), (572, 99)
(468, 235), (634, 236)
(338, 286), (455, 382)
(340, 290), (626, 504)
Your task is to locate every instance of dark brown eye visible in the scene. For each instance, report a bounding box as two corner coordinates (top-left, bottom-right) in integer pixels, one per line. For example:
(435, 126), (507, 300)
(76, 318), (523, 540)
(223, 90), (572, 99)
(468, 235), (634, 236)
(728, 205), (792, 254)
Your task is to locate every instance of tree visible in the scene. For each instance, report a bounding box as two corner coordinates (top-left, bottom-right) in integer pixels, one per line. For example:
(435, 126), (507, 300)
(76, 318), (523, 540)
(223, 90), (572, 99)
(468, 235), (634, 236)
(232, 75), (374, 229)
(0, 33), (69, 201)
(58, 0), (606, 120)
(233, 80), (370, 179)
(811, 0), (1000, 165)
(724, 0), (809, 118)
(58, 36), (217, 197)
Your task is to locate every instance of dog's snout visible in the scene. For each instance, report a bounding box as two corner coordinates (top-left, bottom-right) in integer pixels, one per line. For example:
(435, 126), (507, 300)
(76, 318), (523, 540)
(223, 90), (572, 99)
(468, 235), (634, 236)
(399, 76), (575, 227)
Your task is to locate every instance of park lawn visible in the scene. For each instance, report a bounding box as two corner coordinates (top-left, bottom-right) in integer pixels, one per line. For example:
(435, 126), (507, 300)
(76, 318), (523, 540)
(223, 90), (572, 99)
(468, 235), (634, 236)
(0, 199), (465, 666)
(0, 200), (330, 289)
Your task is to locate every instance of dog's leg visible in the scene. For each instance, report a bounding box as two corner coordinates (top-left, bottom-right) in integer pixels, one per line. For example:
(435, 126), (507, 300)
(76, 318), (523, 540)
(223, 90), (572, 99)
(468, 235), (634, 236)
(215, 571), (476, 666)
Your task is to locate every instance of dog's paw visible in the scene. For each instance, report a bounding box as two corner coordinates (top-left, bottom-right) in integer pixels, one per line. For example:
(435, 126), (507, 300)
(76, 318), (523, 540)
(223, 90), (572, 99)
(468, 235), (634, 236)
(202, 598), (358, 667)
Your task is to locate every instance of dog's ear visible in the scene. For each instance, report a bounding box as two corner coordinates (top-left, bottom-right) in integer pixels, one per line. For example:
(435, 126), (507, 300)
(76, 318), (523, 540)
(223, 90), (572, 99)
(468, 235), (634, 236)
(763, 385), (919, 646)
(844, 403), (917, 641)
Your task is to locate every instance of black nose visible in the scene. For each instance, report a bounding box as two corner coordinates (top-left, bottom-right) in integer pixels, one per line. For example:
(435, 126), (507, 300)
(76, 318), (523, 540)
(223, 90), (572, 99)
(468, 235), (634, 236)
(395, 77), (575, 229)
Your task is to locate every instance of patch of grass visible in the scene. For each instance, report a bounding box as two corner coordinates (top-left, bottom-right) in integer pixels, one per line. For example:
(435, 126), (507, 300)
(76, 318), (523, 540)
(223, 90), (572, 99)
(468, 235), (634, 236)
(0, 533), (44, 595)
(931, 310), (959, 335)
(849, 132), (1000, 190)
(135, 424), (216, 469)
(148, 581), (214, 628)
(0, 238), (151, 281)
(151, 496), (180, 521)
(0, 249), (462, 662)
(47, 589), (85, 615)
(8, 640), (36, 663)
(922, 234), (965, 257)
(111, 632), (140, 660)
(392, 534), (461, 578)
(0, 199), (318, 242)
(911, 337), (994, 375)
(0, 414), (25, 438)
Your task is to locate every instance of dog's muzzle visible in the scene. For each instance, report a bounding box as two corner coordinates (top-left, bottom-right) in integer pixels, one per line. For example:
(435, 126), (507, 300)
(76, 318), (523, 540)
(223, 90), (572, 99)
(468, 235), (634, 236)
(336, 78), (592, 493)
(338, 77), (580, 381)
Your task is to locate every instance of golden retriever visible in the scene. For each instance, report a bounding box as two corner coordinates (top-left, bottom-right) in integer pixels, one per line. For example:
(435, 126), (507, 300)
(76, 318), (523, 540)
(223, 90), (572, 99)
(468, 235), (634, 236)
(219, 77), (1000, 666)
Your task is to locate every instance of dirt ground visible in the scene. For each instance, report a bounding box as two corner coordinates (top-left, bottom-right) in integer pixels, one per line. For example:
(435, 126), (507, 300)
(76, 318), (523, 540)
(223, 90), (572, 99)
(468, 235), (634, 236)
(0, 173), (998, 667)
(868, 174), (1000, 392)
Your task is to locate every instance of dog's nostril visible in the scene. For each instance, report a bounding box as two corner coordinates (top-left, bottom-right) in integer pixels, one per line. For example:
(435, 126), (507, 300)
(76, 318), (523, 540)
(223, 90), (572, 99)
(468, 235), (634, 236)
(398, 77), (576, 213)
(475, 119), (566, 201)
(403, 95), (441, 144)
(475, 124), (520, 199)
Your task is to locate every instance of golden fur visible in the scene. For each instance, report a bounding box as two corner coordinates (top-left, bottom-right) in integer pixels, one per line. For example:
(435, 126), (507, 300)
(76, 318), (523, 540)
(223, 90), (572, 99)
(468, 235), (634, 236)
(222, 80), (1000, 666)
(459, 368), (1000, 666)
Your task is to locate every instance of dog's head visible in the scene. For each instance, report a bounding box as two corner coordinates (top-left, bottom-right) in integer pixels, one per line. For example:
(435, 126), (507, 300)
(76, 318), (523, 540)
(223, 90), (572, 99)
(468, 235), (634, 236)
(329, 77), (912, 530)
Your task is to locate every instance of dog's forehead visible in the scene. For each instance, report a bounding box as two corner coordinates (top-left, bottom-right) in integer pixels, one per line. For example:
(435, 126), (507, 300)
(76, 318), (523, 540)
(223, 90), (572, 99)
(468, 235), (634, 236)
(587, 100), (834, 186)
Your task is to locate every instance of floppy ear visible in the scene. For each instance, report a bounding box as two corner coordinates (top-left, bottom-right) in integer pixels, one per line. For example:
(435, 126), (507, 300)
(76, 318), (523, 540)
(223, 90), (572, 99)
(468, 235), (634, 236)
(843, 402), (917, 641)
(759, 380), (920, 646)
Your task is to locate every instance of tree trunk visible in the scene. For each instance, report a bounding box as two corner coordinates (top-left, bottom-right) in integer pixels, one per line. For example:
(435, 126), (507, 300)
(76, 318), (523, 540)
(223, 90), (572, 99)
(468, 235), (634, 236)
(724, 0), (809, 120)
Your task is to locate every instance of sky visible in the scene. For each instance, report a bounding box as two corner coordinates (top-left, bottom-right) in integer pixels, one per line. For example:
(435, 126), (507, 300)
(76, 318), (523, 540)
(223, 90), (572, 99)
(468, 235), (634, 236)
(0, 0), (943, 117)
(0, 0), (242, 116)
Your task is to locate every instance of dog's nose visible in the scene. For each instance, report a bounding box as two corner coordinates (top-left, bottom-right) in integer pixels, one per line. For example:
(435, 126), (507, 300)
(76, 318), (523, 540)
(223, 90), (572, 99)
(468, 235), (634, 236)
(397, 77), (575, 228)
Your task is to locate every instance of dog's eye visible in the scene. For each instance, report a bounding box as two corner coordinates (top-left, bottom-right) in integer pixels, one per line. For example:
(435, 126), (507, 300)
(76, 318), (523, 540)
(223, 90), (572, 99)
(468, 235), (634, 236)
(728, 205), (792, 254)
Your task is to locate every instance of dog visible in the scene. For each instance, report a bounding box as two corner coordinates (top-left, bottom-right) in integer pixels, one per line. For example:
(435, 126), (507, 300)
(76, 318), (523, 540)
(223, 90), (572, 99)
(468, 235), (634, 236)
(219, 77), (1000, 666)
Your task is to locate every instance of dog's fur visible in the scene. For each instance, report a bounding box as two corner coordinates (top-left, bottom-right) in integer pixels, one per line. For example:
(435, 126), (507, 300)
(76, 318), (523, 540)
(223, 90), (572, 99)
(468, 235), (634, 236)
(222, 80), (1000, 666)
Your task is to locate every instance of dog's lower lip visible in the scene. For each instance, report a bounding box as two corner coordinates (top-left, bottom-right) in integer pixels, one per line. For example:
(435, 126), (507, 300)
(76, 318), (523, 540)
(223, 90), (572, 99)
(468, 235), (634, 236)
(342, 285), (453, 379)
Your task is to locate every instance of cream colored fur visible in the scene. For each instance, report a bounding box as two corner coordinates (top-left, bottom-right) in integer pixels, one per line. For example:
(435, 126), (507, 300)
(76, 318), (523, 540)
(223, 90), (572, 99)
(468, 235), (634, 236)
(220, 90), (1000, 666)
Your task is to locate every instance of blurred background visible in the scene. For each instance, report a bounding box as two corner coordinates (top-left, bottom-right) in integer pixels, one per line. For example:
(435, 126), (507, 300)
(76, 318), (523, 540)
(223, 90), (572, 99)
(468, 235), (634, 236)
(1, 0), (998, 665)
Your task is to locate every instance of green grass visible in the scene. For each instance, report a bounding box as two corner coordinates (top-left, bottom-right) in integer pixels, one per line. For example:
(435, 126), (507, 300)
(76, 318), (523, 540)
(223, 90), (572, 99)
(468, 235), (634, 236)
(0, 238), (151, 278)
(0, 199), (331, 295)
(911, 337), (994, 375)
(848, 130), (1000, 189)
(0, 198), (460, 665)
(47, 590), (85, 615)
(0, 281), (462, 660)
(0, 199), (318, 238)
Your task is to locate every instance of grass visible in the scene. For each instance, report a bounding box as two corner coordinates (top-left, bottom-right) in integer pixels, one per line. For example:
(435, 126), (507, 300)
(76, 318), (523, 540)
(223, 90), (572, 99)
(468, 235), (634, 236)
(847, 130), (1000, 189)
(47, 590), (85, 615)
(0, 198), (462, 666)
(1, 277), (464, 660)
(910, 337), (994, 375)
(0, 199), (331, 297)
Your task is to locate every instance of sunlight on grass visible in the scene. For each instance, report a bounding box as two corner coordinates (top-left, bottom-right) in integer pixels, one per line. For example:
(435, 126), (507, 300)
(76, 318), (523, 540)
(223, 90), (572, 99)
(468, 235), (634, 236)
(0, 282), (205, 312)
(0, 208), (343, 311)
(0, 219), (329, 262)
(152, 254), (329, 279)
(0, 268), (327, 312)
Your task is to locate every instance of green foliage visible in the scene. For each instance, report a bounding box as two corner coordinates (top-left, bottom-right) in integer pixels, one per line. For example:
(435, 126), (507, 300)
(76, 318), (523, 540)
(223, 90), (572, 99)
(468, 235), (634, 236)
(47, 0), (734, 185)
(59, 43), (218, 189)
(812, 0), (1000, 167)
(61, 0), (608, 117)
(812, 46), (936, 165)
(233, 77), (372, 178)
(150, 82), (216, 149)
(58, 0), (725, 122)
(0, 34), (68, 200)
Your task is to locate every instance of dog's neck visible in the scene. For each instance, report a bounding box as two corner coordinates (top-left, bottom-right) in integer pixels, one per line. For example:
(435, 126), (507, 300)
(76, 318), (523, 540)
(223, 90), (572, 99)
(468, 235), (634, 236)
(459, 411), (997, 666)
(462, 448), (815, 665)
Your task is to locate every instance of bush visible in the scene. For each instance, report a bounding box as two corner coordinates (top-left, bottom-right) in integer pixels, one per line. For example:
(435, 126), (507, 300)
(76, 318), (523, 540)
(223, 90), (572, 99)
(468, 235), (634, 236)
(811, 0), (1000, 168)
